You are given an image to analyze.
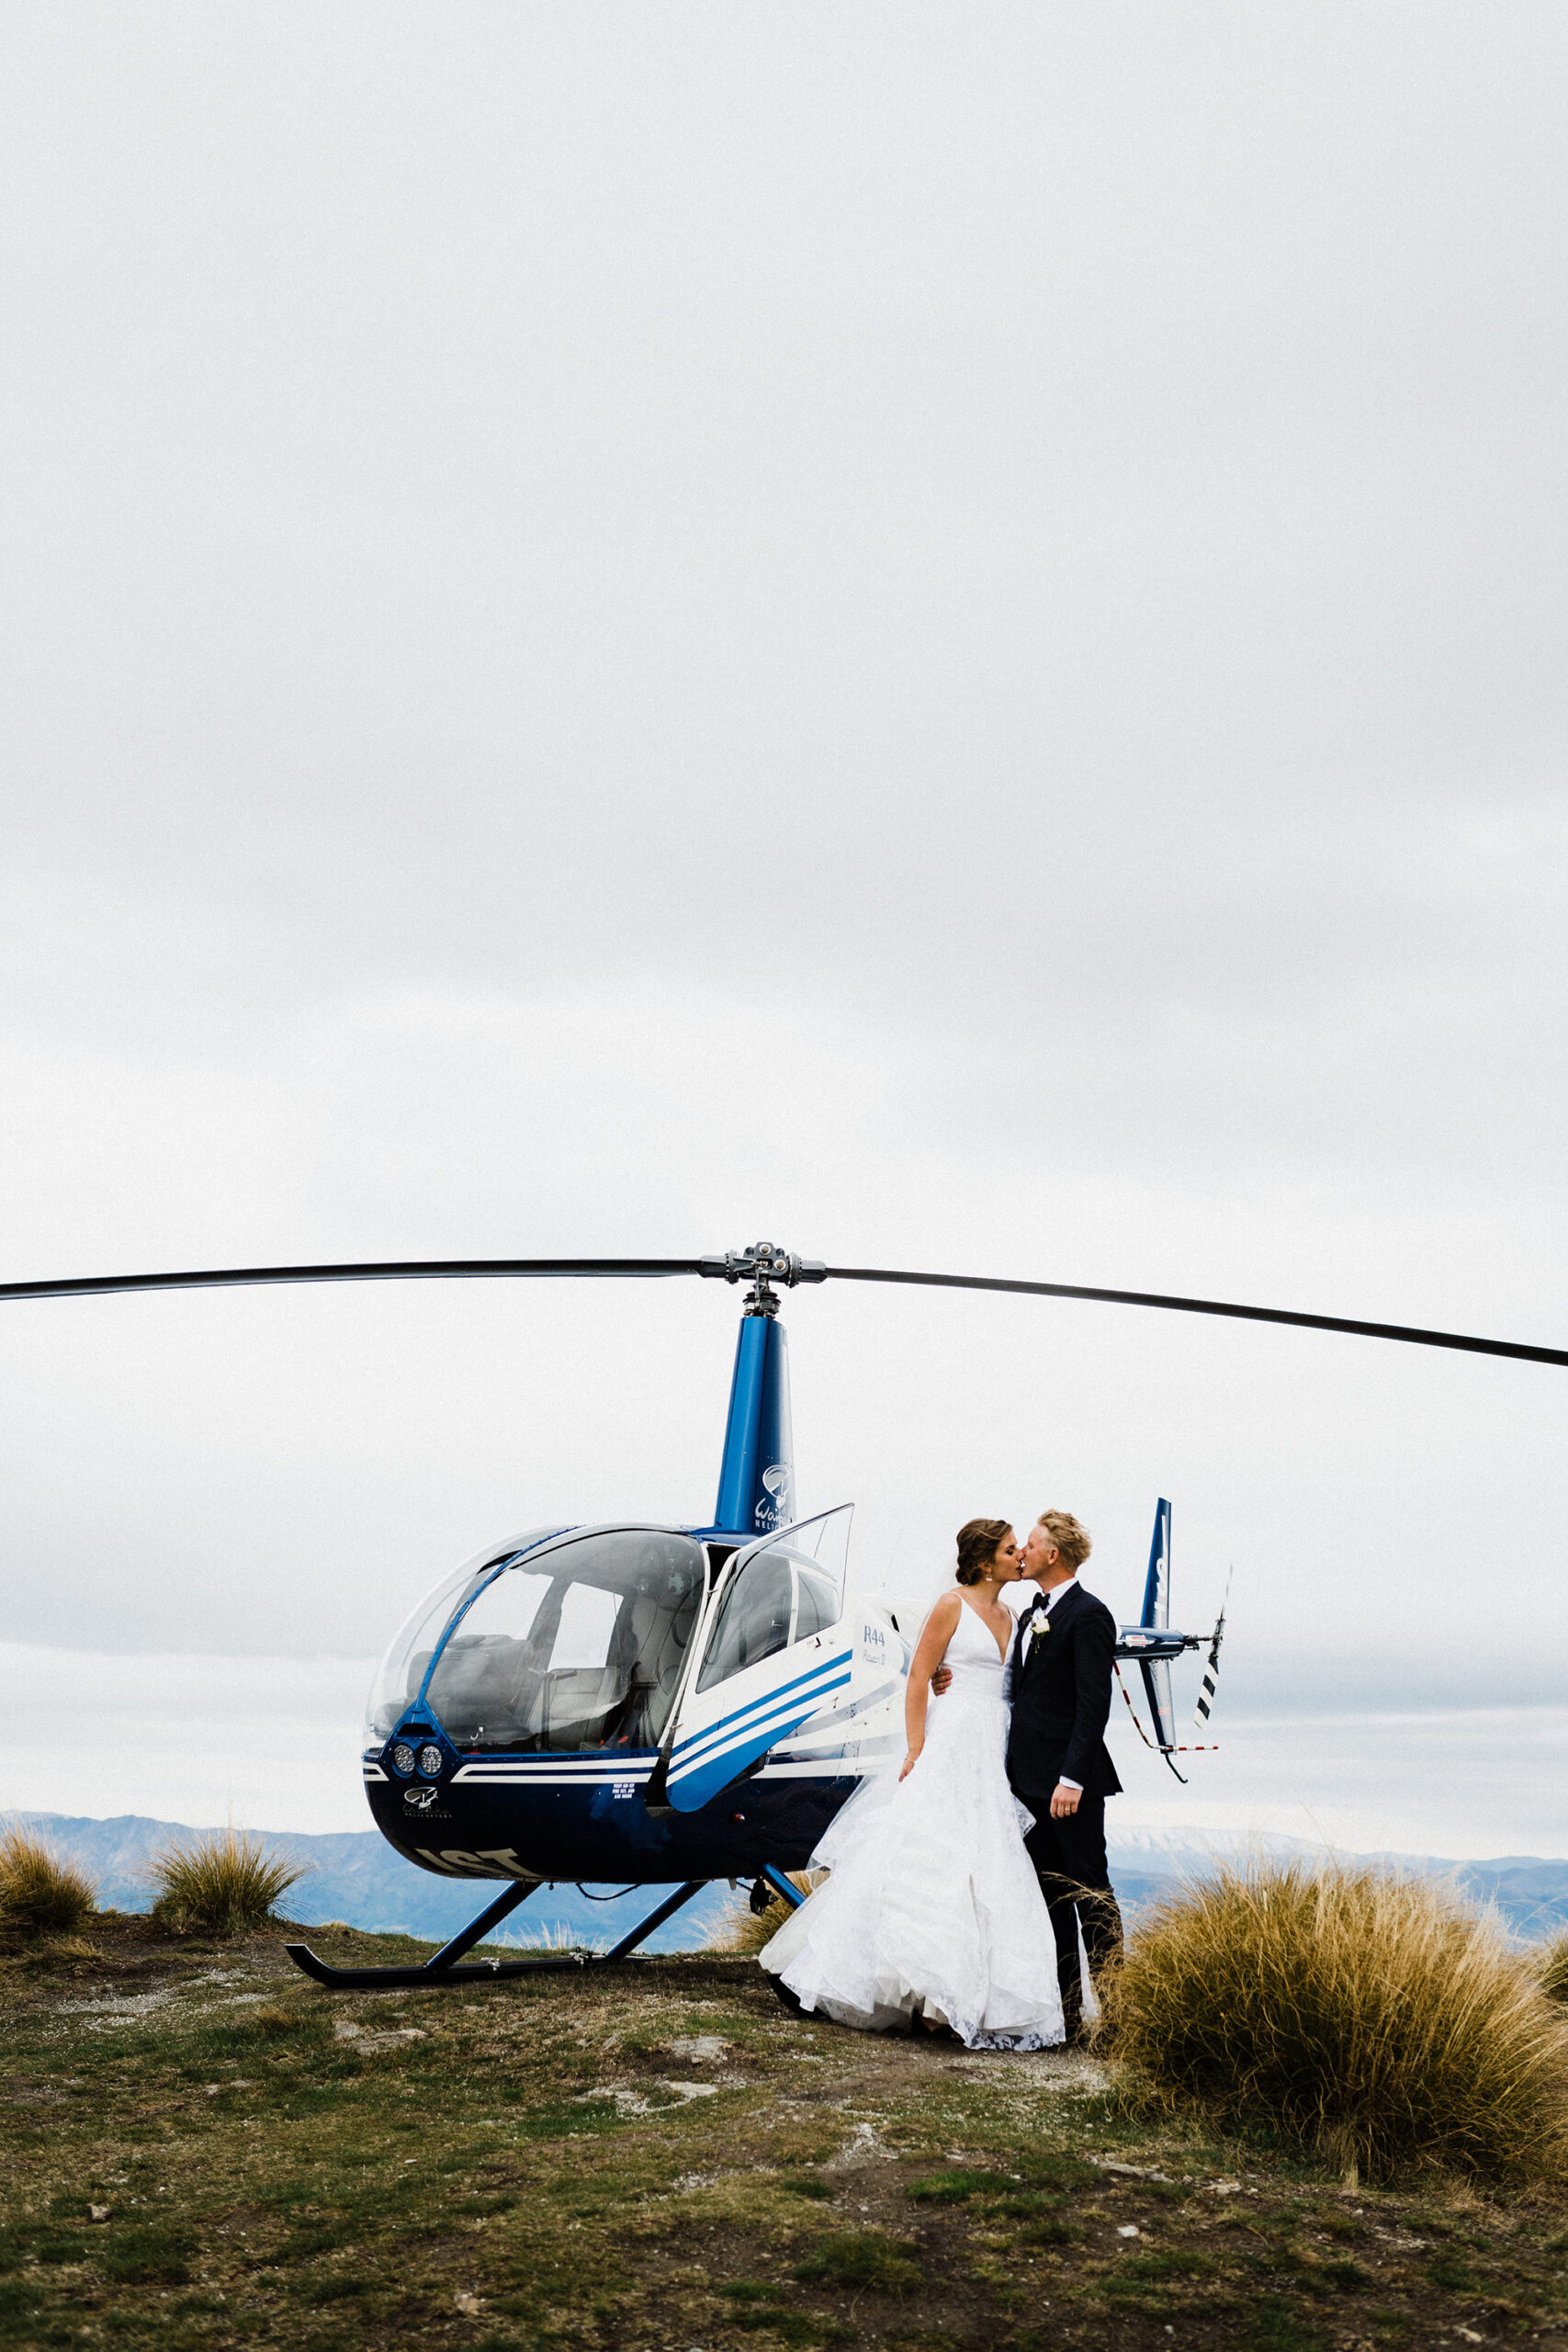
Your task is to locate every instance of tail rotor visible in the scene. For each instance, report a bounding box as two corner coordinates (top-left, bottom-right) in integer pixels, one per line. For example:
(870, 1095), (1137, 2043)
(1194, 1568), (1232, 1734)
(1113, 1508), (1233, 1779)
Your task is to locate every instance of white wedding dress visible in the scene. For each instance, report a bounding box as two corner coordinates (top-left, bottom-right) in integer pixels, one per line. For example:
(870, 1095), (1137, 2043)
(761, 1595), (1065, 2049)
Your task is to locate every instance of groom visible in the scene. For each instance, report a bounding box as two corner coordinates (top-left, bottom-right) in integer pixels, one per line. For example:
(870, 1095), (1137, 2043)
(1006, 1511), (1123, 2044)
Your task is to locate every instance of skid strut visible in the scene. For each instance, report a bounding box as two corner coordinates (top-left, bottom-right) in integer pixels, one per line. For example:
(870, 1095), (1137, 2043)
(283, 1877), (712, 1991)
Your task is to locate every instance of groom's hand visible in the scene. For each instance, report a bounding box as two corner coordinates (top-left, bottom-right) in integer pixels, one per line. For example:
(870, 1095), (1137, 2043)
(1049, 1782), (1081, 1819)
(930, 1667), (953, 1695)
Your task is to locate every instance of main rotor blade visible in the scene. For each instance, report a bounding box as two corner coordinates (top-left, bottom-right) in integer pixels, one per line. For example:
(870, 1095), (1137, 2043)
(4, 1251), (1564, 1370)
(822, 1264), (1568, 1369)
(0, 1258), (706, 1304)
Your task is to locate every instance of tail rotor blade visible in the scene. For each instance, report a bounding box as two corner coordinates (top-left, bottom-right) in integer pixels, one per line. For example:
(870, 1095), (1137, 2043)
(1194, 1567), (1232, 1731)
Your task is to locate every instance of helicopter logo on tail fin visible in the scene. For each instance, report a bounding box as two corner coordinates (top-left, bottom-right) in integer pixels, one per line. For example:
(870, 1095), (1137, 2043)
(757, 1462), (793, 1531)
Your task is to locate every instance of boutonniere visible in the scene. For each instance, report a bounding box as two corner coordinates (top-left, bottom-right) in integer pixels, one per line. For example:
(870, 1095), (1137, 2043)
(1028, 1602), (1050, 1636)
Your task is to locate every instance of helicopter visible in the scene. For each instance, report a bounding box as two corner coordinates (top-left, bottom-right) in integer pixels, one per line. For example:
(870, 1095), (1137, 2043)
(6, 1239), (1564, 1992)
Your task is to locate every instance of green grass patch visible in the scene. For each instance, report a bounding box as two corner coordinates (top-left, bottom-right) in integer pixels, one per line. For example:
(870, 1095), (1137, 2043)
(1243, 2295), (1329, 2350)
(99, 2222), (197, 2284)
(288, 2275), (375, 2304)
(1021, 2216), (1085, 2246)
(1016, 2152), (1101, 2190)
(1304, 2256), (1371, 2292)
(794, 2231), (925, 2297)
(1114, 2248), (1219, 2282)
(906, 2167), (1005, 2203)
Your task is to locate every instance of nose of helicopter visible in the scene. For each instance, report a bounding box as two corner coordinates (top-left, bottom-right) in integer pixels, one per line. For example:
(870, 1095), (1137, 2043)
(365, 1526), (709, 1792)
(360, 1513), (863, 1887)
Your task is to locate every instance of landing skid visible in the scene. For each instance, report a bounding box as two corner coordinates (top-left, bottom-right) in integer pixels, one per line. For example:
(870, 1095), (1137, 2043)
(284, 1877), (710, 1991)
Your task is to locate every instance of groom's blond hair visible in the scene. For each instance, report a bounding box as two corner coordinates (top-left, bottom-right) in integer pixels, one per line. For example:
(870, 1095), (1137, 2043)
(1036, 1510), (1091, 1570)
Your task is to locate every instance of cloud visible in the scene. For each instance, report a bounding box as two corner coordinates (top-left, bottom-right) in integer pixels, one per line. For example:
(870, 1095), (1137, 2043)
(0, 6), (1562, 1803)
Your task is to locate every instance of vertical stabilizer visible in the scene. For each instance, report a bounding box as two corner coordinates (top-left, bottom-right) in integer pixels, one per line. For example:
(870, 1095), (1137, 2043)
(1141, 1497), (1171, 1629)
(1137, 1498), (1180, 1765)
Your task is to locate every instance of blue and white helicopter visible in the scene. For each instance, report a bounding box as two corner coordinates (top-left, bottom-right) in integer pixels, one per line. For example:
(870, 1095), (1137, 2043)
(6, 1239), (1563, 1991)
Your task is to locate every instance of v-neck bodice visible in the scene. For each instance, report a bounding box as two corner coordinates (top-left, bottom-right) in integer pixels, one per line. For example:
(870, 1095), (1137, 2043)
(929, 1595), (1011, 1715)
(955, 1593), (1011, 1665)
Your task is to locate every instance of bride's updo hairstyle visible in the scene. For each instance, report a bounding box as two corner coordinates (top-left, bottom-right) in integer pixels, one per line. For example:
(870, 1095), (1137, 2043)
(955, 1518), (1012, 1585)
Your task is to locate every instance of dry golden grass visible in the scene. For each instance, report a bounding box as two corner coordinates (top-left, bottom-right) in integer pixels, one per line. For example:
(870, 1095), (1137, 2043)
(147, 1828), (306, 1936)
(1541, 1932), (1568, 2006)
(0, 1827), (96, 1938)
(1100, 1855), (1568, 2185)
(706, 1871), (823, 1954)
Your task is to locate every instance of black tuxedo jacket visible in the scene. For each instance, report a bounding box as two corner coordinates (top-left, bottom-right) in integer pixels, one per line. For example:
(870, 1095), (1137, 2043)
(1005, 1580), (1123, 1805)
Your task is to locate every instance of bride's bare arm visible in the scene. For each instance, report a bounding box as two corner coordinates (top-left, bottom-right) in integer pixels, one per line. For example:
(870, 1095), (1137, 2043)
(902, 1592), (962, 1780)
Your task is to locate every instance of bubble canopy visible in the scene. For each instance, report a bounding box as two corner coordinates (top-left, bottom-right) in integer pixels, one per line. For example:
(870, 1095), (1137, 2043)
(367, 1526), (708, 1756)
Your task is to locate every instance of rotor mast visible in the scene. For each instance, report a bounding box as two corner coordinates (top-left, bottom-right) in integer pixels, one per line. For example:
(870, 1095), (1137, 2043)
(703, 1244), (823, 1540)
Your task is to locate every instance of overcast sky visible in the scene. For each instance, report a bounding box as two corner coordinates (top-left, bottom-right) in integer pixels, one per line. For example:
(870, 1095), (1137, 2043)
(3, 4), (1566, 1850)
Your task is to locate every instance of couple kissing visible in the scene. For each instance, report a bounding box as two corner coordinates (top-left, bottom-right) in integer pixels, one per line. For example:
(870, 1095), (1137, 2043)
(763, 1512), (1123, 2050)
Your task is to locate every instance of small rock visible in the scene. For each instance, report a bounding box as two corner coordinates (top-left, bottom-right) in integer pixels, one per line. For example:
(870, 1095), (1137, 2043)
(88, 2206), (110, 2223)
(574, 2084), (652, 2114)
(826, 2122), (889, 2172)
(1455, 2334), (1485, 2346)
(454, 2289), (483, 2314)
(1206, 2180), (1242, 2196)
(1117, 2224), (1141, 2239)
(657, 2080), (720, 2101)
(668, 2036), (728, 2063)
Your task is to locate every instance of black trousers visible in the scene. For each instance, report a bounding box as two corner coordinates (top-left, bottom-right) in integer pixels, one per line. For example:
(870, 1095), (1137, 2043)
(1022, 1792), (1122, 2036)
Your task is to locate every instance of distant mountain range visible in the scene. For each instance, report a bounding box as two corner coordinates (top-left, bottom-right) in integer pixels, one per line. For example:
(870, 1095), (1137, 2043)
(8, 1811), (1568, 1949)
(1090, 1826), (1568, 1940)
(1, 1810), (738, 1951)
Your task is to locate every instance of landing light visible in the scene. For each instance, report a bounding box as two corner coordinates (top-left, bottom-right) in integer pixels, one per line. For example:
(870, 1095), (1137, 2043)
(418, 1744), (445, 1778)
(390, 1742), (416, 1777)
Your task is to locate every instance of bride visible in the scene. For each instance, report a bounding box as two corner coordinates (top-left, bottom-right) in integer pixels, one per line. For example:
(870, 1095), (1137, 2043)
(761, 1518), (1064, 2049)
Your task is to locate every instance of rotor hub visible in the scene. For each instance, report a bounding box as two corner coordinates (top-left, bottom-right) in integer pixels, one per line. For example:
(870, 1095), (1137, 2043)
(697, 1243), (827, 1317)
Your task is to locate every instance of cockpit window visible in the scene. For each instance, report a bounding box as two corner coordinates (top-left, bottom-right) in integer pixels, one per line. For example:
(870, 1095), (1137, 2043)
(419, 1529), (704, 1753)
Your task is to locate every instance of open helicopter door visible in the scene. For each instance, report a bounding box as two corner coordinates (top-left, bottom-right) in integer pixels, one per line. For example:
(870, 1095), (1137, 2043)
(656, 1506), (854, 1814)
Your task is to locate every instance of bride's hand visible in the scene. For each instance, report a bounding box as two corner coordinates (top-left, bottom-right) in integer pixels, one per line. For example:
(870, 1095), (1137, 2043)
(898, 1746), (922, 1781)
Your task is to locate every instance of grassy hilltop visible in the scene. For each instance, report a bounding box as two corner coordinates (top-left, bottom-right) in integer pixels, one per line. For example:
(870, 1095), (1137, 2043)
(6, 1905), (1568, 2352)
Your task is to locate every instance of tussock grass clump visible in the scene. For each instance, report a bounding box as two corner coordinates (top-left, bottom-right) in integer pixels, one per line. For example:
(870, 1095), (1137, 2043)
(1100, 1856), (1568, 2185)
(147, 1829), (305, 1936)
(706, 1871), (823, 1955)
(0, 1827), (96, 1939)
(1540, 1932), (1568, 2006)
